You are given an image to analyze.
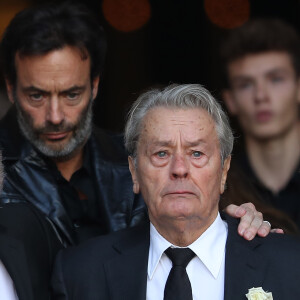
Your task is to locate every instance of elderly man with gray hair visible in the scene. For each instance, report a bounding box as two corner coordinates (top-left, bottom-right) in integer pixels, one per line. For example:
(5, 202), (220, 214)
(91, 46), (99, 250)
(51, 84), (300, 300)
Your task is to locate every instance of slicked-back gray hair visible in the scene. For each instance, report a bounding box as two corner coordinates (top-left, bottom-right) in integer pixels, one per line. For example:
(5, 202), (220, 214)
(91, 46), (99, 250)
(124, 84), (234, 165)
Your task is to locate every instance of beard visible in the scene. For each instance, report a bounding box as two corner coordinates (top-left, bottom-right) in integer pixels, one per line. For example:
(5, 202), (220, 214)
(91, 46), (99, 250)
(15, 94), (93, 161)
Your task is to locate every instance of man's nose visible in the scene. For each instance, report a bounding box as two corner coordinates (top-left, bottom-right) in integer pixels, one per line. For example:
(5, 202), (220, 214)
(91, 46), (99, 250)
(46, 98), (64, 124)
(170, 154), (189, 179)
(254, 81), (269, 103)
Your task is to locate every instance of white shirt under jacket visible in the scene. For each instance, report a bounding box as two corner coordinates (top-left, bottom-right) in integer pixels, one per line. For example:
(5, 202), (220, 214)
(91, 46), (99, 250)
(146, 213), (228, 300)
(0, 260), (18, 300)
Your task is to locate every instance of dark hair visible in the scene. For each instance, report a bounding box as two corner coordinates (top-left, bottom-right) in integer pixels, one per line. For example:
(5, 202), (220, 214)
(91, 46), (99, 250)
(0, 2), (106, 85)
(220, 18), (300, 88)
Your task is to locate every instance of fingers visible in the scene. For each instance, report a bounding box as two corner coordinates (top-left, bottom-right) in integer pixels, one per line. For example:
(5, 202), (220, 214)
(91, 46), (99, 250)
(223, 204), (247, 218)
(257, 220), (272, 237)
(224, 202), (266, 240)
(270, 228), (284, 234)
(224, 202), (285, 239)
(239, 204), (264, 240)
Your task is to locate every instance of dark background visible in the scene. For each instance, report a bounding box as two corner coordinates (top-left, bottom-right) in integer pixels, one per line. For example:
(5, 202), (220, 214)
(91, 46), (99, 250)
(0, 0), (299, 132)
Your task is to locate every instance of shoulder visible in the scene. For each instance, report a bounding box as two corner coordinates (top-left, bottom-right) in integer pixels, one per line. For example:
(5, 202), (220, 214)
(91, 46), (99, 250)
(223, 215), (300, 299)
(0, 203), (63, 300)
(51, 224), (149, 299)
(0, 202), (62, 251)
(61, 222), (148, 255)
(55, 223), (149, 270)
(225, 214), (300, 258)
(0, 156), (57, 208)
(255, 231), (300, 258)
(0, 202), (51, 231)
(0, 232), (34, 300)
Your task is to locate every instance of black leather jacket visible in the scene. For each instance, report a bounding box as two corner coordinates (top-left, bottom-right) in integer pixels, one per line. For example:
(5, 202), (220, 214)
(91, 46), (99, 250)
(0, 110), (147, 246)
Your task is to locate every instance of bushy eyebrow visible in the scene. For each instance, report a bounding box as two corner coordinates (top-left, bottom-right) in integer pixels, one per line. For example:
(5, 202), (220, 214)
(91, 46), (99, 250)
(21, 86), (45, 93)
(21, 85), (86, 94)
(231, 67), (290, 82)
(60, 86), (86, 94)
(266, 68), (290, 76)
(149, 139), (208, 148)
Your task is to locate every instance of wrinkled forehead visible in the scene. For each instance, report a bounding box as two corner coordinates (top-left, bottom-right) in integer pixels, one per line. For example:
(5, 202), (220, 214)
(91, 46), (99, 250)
(14, 46), (91, 75)
(13, 46), (92, 89)
(138, 106), (218, 147)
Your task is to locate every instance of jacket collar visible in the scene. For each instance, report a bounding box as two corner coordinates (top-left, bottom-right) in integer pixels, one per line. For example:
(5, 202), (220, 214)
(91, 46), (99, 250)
(2, 145), (76, 246)
(104, 223), (150, 300)
(223, 215), (268, 300)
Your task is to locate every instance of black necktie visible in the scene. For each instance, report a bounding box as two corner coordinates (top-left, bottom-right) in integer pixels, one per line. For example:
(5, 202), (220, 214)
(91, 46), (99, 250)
(164, 247), (196, 300)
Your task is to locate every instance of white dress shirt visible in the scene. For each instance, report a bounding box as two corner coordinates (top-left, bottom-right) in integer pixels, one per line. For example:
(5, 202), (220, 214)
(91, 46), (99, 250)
(147, 213), (228, 300)
(0, 260), (18, 300)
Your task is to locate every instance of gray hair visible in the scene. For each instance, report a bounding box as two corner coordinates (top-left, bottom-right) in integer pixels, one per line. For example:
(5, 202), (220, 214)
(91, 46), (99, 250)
(124, 84), (234, 165)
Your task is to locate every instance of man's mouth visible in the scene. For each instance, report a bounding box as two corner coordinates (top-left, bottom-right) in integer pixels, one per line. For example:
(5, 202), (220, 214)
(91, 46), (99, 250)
(168, 191), (193, 194)
(43, 132), (69, 141)
(255, 111), (273, 123)
(165, 191), (196, 198)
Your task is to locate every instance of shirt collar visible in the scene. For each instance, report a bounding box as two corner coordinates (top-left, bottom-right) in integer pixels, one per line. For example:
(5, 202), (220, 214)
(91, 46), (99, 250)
(46, 144), (91, 182)
(148, 213), (228, 279)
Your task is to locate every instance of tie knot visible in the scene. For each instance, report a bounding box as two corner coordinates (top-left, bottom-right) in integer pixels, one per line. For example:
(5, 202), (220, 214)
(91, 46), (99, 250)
(165, 247), (195, 268)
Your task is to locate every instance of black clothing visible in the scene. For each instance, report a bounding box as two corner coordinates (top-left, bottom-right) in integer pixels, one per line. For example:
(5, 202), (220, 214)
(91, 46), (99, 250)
(0, 106), (26, 167)
(0, 202), (63, 300)
(45, 145), (107, 243)
(0, 109), (148, 246)
(164, 248), (195, 300)
(51, 215), (300, 300)
(234, 151), (300, 229)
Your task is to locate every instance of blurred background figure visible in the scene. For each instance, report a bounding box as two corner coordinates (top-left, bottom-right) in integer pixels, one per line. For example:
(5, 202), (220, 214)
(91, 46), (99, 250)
(220, 167), (299, 235)
(220, 18), (300, 232)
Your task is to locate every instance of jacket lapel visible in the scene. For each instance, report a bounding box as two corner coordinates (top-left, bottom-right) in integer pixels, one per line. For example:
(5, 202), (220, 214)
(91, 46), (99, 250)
(104, 224), (149, 300)
(3, 148), (76, 246)
(223, 217), (268, 300)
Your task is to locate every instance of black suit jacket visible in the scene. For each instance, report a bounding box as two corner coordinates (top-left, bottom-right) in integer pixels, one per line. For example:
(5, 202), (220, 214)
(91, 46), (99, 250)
(0, 233), (33, 300)
(0, 203), (63, 300)
(51, 215), (300, 299)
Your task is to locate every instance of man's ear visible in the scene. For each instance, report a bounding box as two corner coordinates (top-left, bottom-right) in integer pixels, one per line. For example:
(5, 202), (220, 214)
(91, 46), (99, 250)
(5, 79), (15, 104)
(128, 156), (140, 194)
(91, 76), (100, 101)
(220, 156), (231, 194)
(222, 89), (237, 116)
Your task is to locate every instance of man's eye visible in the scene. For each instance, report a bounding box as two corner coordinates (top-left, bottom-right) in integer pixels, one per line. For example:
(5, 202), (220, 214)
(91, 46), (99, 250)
(156, 151), (167, 158)
(192, 151), (202, 158)
(29, 93), (43, 101)
(67, 92), (80, 100)
(236, 82), (252, 90)
(271, 76), (284, 83)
